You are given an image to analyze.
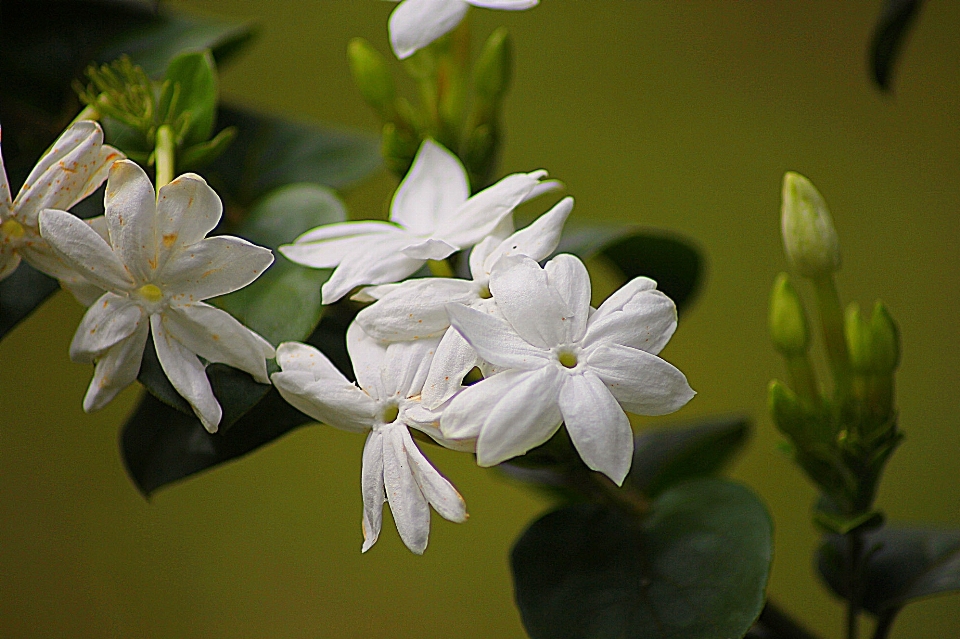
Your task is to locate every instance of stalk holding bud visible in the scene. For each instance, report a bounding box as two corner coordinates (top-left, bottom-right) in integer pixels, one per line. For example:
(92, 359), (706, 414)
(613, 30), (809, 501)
(348, 38), (397, 119)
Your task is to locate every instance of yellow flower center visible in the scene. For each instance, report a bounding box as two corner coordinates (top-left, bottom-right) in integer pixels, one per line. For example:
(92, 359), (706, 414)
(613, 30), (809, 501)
(137, 283), (163, 303)
(1, 218), (26, 240)
(478, 284), (492, 299)
(558, 351), (578, 369)
(382, 404), (400, 424)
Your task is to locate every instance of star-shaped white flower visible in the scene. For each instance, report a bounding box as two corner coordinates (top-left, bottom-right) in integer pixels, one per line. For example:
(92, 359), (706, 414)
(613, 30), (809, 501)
(38, 160), (275, 431)
(354, 195), (574, 408)
(271, 323), (468, 554)
(279, 139), (554, 304)
(389, 0), (539, 60)
(440, 253), (695, 485)
(0, 120), (122, 295)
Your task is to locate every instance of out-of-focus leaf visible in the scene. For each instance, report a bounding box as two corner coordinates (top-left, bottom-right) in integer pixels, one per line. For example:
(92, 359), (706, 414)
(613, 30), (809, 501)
(98, 10), (256, 77)
(178, 126), (237, 171)
(818, 525), (960, 615)
(162, 50), (217, 145)
(558, 227), (703, 312)
(627, 414), (750, 497)
(215, 183), (346, 346)
(0, 263), (61, 340)
(205, 106), (382, 207)
(122, 300), (357, 496)
(870, 0), (923, 92)
(512, 478), (773, 639)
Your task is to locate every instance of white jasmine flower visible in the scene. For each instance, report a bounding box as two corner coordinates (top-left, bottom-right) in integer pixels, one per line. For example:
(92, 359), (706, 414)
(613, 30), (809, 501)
(389, 0), (539, 60)
(441, 253), (695, 485)
(271, 323), (467, 555)
(0, 120), (122, 295)
(355, 195), (574, 408)
(279, 139), (553, 304)
(38, 160), (275, 432)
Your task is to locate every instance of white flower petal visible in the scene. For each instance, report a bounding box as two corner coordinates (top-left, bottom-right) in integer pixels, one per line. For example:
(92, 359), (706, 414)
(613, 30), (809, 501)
(583, 279), (677, 355)
(70, 292), (144, 363)
(321, 241), (425, 304)
(390, 140), (469, 233)
(474, 366), (564, 466)
(446, 302), (550, 369)
(586, 343), (695, 416)
(436, 170), (549, 248)
(403, 401), (477, 452)
(559, 371), (633, 486)
(468, 235), (499, 280)
(485, 196), (574, 273)
(441, 368), (525, 441)
(275, 340), (348, 380)
(151, 314), (222, 433)
(489, 255), (569, 348)
(162, 304), (274, 383)
(82, 320), (149, 412)
(355, 277), (474, 342)
(282, 221), (405, 268)
(19, 239), (92, 285)
(103, 160), (158, 281)
(389, 0), (469, 60)
(154, 172), (225, 271)
(468, 0), (538, 8)
(0, 249), (21, 282)
(403, 426), (467, 523)
(544, 253), (591, 343)
(162, 236), (274, 303)
(382, 336), (442, 398)
(0, 126), (12, 210)
(39, 208), (134, 291)
(272, 370), (375, 433)
(346, 321), (388, 397)
(361, 430), (385, 552)
(383, 423), (431, 554)
(421, 326), (480, 409)
(400, 237), (458, 261)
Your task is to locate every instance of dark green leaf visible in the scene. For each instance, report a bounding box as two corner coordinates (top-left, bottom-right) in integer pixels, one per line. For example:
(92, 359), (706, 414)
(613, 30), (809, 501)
(818, 525), (960, 615)
(0, 263), (61, 340)
(215, 183), (346, 346)
(627, 415), (751, 497)
(870, 0), (923, 92)
(162, 50), (217, 145)
(205, 106), (382, 207)
(98, 10), (256, 77)
(512, 478), (773, 639)
(178, 126), (237, 171)
(122, 300), (357, 496)
(558, 227), (703, 313)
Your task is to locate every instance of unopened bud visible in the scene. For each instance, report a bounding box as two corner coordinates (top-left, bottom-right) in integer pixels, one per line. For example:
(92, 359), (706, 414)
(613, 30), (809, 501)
(781, 172), (841, 279)
(381, 122), (419, 177)
(845, 302), (871, 373)
(769, 380), (806, 443)
(769, 273), (809, 357)
(348, 38), (396, 118)
(474, 28), (512, 105)
(869, 301), (900, 374)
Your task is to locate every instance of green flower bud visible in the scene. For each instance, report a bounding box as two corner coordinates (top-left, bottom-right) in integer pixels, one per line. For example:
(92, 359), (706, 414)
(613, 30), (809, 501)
(381, 122), (419, 177)
(474, 27), (512, 105)
(769, 380), (807, 443)
(844, 302), (872, 373)
(348, 38), (396, 118)
(769, 273), (809, 357)
(781, 172), (841, 279)
(869, 301), (900, 374)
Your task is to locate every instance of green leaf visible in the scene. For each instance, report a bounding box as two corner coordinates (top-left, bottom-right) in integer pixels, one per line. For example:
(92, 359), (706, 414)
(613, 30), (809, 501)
(511, 478), (773, 639)
(627, 415), (751, 497)
(205, 106), (382, 207)
(869, 0), (924, 92)
(558, 227), (703, 313)
(0, 263), (61, 340)
(98, 10), (256, 77)
(162, 50), (217, 145)
(122, 300), (358, 496)
(818, 526), (960, 615)
(215, 183), (347, 346)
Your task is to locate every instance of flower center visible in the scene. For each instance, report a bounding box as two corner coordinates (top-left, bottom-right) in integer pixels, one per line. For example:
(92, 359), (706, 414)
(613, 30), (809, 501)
(381, 403), (400, 424)
(137, 283), (163, 304)
(1, 218), (26, 240)
(558, 350), (578, 369)
(478, 284), (492, 300)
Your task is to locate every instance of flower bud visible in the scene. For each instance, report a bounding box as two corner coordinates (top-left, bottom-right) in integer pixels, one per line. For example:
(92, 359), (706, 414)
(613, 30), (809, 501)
(844, 302), (871, 373)
(474, 27), (512, 105)
(348, 38), (396, 118)
(768, 380), (807, 443)
(381, 122), (418, 177)
(781, 172), (841, 279)
(868, 301), (900, 374)
(769, 273), (809, 357)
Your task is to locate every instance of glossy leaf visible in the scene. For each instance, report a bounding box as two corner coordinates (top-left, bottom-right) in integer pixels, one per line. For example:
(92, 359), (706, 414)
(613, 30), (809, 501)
(0, 263), (61, 340)
(870, 0), (923, 92)
(558, 227), (703, 313)
(122, 300), (357, 496)
(818, 525), (960, 615)
(215, 183), (347, 346)
(512, 478), (773, 639)
(205, 106), (382, 207)
(162, 50), (217, 145)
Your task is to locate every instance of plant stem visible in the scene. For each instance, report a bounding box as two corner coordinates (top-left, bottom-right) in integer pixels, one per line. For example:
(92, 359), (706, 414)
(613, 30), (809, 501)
(812, 275), (850, 403)
(155, 124), (176, 191)
(844, 531), (864, 639)
(427, 259), (455, 278)
(755, 600), (824, 639)
(870, 608), (901, 639)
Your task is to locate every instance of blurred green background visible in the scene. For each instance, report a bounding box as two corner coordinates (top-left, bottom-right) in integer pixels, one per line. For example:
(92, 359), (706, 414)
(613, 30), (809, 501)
(2, 1), (958, 637)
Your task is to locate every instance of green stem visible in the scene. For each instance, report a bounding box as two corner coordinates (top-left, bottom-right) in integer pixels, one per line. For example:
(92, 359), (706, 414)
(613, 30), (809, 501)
(844, 531), (864, 639)
(427, 259), (455, 278)
(73, 104), (100, 123)
(155, 124), (176, 192)
(870, 608), (900, 639)
(813, 275), (851, 405)
(786, 353), (819, 405)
